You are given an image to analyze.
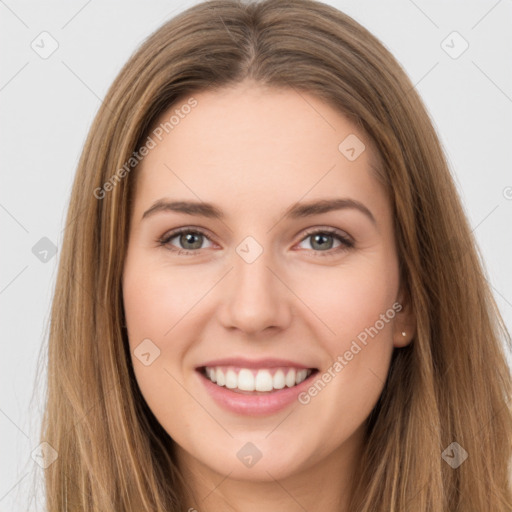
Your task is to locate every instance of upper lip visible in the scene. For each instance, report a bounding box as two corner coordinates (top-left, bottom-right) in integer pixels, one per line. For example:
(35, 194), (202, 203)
(196, 357), (318, 370)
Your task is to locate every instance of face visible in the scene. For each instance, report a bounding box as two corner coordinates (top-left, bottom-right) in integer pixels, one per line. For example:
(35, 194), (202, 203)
(122, 80), (414, 486)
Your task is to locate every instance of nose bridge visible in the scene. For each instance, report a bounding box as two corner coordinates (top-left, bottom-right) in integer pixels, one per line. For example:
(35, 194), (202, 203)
(220, 234), (291, 333)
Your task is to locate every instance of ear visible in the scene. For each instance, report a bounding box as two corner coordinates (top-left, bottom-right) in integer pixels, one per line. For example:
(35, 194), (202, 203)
(392, 285), (416, 348)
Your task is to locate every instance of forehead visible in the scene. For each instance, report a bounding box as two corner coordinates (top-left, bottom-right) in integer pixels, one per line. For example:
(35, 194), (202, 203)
(133, 82), (387, 222)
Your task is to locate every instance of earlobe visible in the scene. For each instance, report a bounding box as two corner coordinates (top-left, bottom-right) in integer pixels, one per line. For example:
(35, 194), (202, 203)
(393, 288), (416, 347)
(394, 328), (414, 348)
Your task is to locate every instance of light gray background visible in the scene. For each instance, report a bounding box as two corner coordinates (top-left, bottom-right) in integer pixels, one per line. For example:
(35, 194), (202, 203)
(1, 0), (511, 509)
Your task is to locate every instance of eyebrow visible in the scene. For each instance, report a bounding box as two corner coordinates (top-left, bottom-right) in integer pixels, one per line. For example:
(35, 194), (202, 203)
(142, 197), (376, 225)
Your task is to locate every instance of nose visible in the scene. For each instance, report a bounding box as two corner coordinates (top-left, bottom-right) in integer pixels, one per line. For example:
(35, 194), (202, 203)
(218, 243), (293, 335)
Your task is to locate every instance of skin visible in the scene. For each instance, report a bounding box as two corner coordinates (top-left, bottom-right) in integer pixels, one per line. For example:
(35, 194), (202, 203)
(122, 79), (415, 512)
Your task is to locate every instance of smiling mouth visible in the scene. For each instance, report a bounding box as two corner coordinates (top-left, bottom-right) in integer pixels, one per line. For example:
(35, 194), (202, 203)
(198, 366), (319, 394)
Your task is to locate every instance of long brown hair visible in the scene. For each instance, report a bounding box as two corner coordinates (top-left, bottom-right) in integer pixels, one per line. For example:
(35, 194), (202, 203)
(39, 0), (512, 509)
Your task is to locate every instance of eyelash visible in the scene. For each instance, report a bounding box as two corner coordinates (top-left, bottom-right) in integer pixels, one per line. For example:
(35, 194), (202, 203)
(157, 226), (354, 257)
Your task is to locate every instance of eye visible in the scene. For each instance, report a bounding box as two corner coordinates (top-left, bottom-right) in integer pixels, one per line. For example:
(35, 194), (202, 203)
(158, 226), (354, 256)
(296, 227), (354, 256)
(158, 227), (214, 254)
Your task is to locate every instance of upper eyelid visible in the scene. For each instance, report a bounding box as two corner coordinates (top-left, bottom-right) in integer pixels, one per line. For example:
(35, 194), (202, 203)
(301, 226), (353, 242)
(161, 226), (217, 244)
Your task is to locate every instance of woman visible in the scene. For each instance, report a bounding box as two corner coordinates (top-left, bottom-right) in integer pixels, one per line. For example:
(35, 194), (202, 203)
(40, 0), (512, 510)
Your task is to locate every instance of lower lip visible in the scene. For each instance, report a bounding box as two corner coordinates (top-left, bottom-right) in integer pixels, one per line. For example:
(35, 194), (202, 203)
(196, 369), (318, 416)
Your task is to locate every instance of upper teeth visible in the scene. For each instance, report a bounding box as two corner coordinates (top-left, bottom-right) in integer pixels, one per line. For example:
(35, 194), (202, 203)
(205, 366), (312, 392)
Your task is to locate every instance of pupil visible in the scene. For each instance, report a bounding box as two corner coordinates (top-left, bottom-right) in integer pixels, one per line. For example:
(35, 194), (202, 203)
(181, 233), (202, 249)
(312, 233), (332, 250)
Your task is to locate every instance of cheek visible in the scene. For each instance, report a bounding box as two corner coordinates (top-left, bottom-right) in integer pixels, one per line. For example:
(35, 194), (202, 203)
(122, 252), (220, 388)
(295, 256), (399, 350)
(122, 258), (202, 429)
(123, 271), (168, 351)
(122, 255), (209, 347)
(296, 256), (399, 406)
(292, 260), (398, 440)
